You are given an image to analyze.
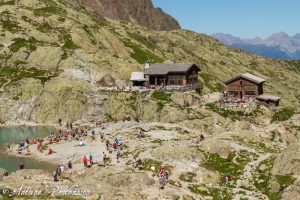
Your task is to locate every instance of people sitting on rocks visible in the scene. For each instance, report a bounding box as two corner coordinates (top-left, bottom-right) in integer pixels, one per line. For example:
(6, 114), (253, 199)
(47, 148), (55, 155)
(78, 140), (86, 147)
(37, 140), (43, 150)
(25, 146), (31, 156)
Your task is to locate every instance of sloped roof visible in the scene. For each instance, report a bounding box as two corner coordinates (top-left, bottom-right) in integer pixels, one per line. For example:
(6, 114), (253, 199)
(225, 73), (265, 84)
(130, 72), (146, 81)
(144, 63), (199, 75)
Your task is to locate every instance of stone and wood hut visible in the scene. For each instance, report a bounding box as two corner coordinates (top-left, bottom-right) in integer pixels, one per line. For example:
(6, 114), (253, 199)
(224, 73), (265, 99)
(143, 63), (200, 87)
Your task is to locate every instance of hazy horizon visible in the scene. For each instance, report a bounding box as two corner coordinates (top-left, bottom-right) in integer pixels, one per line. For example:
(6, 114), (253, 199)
(152, 0), (300, 38)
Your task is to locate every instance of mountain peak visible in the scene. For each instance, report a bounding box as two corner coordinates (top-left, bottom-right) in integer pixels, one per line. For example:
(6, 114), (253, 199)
(63, 0), (180, 31)
(268, 31), (290, 39)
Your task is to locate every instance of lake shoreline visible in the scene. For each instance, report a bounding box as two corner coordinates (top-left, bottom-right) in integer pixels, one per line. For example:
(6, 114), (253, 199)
(0, 121), (58, 129)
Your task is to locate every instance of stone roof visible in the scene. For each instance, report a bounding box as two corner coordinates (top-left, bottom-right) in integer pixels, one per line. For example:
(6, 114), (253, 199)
(257, 95), (281, 101)
(225, 73), (265, 84)
(144, 63), (199, 75)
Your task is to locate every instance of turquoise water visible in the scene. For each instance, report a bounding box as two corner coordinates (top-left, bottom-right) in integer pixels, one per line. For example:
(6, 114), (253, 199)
(0, 126), (57, 173)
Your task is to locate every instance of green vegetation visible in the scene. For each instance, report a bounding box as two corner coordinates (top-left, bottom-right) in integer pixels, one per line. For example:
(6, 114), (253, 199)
(179, 172), (196, 182)
(233, 136), (279, 153)
(33, 5), (65, 16)
(188, 185), (231, 200)
(271, 107), (295, 123)
(152, 91), (171, 102)
(0, 18), (21, 33)
(199, 72), (224, 92)
(202, 153), (243, 185)
(9, 38), (37, 53)
(253, 157), (295, 200)
(83, 25), (97, 45)
(0, 67), (59, 87)
(151, 139), (164, 144)
(63, 34), (78, 50)
(235, 150), (259, 165)
(169, 180), (182, 188)
(205, 102), (262, 121)
(127, 32), (156, 49)
(121, 39), (163, 64)
(105, 113), (114, 122)
(0, 0), (15, 6)
(140, 159), (162, 172)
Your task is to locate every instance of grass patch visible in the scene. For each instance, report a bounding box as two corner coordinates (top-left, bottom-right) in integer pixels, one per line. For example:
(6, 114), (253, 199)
(9, 38), (37, 53)
(253, 157), (295, 200)
(235, 150), (259, 165)
(0, 0), (15, 6)
(140, 159), (162, 172)
(179, 172), (196, 182)
(199, 72), (224, 92)
(33, 4), (65, 17)
(202, 153), (243, 185)
(127, 32), (156, 49)
(205, 102), (262, 121)
(169, 180), (182, 188)
(0, 18), (21, 33)
(63, 34), (78, 50)
(151, 139), (164, 144)
(271, 108), (294, 123)
(121, 39), (163, 64)
(275, 175), (295, 188)
(0, 67), (59, 87)
(152, 91), (171, 102)
(188, 185), (231, 200)
(105, 114), (114, 122)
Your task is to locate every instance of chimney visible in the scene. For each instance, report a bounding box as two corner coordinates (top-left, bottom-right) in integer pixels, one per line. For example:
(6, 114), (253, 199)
(171, 59), (176, 64)
(144, 60), (151, 69)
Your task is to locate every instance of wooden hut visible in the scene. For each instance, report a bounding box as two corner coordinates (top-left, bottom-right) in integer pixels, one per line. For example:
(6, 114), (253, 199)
(225, 73), (265, 99)
(144, 63), (200, 87)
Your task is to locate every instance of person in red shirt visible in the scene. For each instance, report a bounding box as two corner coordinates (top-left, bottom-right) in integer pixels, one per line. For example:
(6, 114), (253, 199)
(159, 167), (165, 175)
(48, 148), (53, 155)
(83, 156), (88, 167)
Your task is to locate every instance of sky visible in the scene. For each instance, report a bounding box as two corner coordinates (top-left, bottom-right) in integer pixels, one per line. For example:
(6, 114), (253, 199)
(152, 0), (299, 39)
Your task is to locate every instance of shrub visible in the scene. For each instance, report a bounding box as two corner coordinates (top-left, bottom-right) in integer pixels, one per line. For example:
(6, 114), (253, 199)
(151, 91), (171, 102)
(271, 108), (294, 123)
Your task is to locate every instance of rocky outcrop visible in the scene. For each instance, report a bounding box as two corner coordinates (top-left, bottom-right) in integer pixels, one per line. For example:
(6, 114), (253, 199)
(201, 138), (231, 158)
(0, 168), (8, 181)
(63, 0), (181, 31)
(272, 143), (300, 175)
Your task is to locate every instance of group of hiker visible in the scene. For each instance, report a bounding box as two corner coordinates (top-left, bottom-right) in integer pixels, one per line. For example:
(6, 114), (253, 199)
(53, 161), (72, 182)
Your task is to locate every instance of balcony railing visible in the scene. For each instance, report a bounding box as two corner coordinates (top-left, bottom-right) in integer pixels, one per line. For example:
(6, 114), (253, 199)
(157, 83), (203, 92)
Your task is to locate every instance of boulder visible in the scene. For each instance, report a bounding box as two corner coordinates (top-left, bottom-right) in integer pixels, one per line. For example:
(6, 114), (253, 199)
(282, 181), (300, 200)
(272, 143), (300, 175)
(269, 181), (280, 193)
(0, 168), (8, 181)
(201, 138), (231, 158)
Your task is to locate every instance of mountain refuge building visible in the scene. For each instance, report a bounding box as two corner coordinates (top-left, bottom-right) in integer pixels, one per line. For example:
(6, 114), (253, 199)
(224, 73), (265, 99)
(225, 73), (281, 106)
(130, 61), (201, 88)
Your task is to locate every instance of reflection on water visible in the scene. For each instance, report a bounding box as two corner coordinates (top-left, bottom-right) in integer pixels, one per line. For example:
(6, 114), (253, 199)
(0, 126), (57, 173)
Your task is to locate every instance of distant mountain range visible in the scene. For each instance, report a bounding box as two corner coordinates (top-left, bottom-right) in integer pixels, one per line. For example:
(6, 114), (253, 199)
(212, 32), (300, 60)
